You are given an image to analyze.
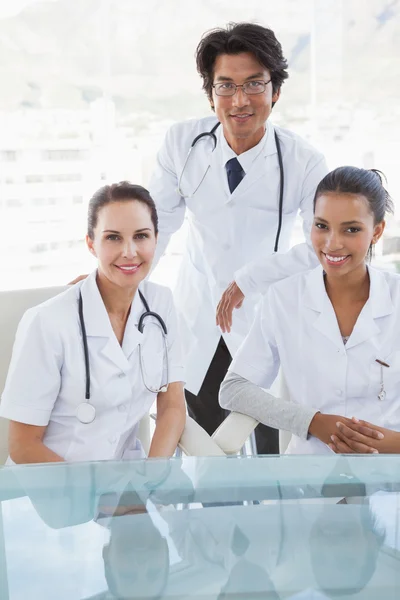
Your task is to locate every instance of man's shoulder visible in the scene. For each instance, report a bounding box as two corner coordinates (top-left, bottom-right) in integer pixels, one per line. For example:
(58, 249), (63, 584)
(166, 115), (219, 144)
(267, 267), (320, 303)
(273, 123), (324, 162)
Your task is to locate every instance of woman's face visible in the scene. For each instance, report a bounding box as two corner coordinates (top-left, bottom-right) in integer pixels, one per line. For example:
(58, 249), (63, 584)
(311, 192), (385, 280)
(86, 200), (157, 290)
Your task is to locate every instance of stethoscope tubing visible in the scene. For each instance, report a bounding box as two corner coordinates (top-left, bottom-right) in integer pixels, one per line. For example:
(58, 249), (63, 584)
(177, 121), (284, 252)
(78, 288), (168, 407)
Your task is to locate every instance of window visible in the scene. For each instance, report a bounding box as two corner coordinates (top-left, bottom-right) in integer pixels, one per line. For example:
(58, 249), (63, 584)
(26, 175), (44, 183)
(42, 149), (88, 161)
(0, 0), (398, 291)
(47, 173), (82, 183)
(6, 199), (22, 208)
(0, 150), (17, 162)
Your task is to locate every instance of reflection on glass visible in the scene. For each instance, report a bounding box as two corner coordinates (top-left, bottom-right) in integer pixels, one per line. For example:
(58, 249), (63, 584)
(0, 457), (400, 598)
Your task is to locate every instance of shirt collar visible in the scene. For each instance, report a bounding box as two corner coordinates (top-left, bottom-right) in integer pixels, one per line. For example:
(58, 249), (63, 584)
(219, 122), (269, 173)
(303, 264), (393, 319)
(78, 269), (146, 337)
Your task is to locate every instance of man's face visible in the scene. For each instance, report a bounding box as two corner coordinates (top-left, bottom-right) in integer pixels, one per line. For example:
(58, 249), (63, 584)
(211, 52), (280, 153)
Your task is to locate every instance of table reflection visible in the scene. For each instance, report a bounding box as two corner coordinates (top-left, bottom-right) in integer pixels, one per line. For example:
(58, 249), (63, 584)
(0, 456), (399, 599)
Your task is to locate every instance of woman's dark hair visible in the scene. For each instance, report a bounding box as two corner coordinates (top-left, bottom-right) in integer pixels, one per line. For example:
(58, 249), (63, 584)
(196, 22), (289, 102)
(87, 181), (158, 238)
(313, 166), (394, 261)
(314, 166), (394, 222)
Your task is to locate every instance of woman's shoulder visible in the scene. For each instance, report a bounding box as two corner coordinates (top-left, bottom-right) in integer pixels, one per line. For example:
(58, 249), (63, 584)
(372, 267), (400, 286)
(22, 285), (79, 329)
(140, 280), (173, 308)
(369, 266), (400, 299)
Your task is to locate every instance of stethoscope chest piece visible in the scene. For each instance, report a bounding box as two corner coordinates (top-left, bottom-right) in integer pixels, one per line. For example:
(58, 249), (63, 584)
(76, 402), (96, 424)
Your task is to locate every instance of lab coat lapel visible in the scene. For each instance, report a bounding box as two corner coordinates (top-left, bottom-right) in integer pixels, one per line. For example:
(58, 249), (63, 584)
(345, 267), (393, 350)
(232, 121), (278, 197)
(303, 266), (394, 352)
(80, 271), (141, 373)
(183, 120), (221, 200)
(121, 287), (144, 360)
(207, 131), (231, 202)
(303, 266), (344, 351)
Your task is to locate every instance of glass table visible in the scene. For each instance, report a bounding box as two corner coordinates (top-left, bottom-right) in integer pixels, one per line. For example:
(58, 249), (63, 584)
(1, 454), (400, 599)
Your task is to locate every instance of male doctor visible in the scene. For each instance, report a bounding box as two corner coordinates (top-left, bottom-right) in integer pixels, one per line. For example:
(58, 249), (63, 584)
(152, 22), (328, 454)
(68, 23), (326, 453)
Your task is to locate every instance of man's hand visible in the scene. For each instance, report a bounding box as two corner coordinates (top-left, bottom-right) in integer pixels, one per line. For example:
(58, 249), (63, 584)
(68, 274), (89, 285)
(216, 281), (244, 333)
(329, 417), (400, 454)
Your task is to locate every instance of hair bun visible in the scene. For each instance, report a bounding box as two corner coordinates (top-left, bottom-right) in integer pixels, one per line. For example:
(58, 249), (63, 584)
(369, 169), (386, 185)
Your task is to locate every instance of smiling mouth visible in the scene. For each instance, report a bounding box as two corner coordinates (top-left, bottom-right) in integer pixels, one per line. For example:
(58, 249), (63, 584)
(115, 264), (142, 273)
(230, 113), (253, 119)
(323, 253), (350, 264)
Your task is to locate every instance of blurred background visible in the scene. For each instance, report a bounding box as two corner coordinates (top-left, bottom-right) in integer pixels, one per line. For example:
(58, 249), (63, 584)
(0, 0), (399, 290)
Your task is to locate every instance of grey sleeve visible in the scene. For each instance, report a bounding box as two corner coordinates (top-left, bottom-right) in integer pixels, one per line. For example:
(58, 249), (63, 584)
(219, 371), (319, 440)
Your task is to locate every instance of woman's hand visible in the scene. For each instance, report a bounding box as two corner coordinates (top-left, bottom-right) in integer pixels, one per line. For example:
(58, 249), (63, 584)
(308, 412), (354, 445)
(329, 417), (400, 454)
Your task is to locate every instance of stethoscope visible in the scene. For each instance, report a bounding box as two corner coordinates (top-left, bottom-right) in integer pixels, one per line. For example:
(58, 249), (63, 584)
(76, 289), (169, 424)
(177, 121), (285, 252)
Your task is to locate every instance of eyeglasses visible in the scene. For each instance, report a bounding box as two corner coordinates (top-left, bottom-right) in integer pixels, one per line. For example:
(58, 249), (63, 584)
(212, 79), (271, 97)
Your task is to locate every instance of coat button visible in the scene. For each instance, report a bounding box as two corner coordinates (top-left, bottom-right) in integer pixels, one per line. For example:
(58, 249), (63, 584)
(336, 389), (343, 396)
(118, 373), (125, 379)
(222, 243), (231, 251)
(108, 435), (117, 444)
(118, 404), (127, 412)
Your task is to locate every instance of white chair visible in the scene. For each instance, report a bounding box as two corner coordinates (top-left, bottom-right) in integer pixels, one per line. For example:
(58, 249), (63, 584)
(211, 373), (292, 455)
(0, 285), (226, 465)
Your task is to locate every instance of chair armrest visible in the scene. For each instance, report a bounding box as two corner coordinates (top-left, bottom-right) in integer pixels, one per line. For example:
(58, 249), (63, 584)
(212, 412), (258, 455)
(150, 413), (226, 457)
(179, 416), (226, 456)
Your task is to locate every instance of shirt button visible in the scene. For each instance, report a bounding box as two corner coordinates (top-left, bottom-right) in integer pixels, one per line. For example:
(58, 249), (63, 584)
(336, 389), (343, 396)
(108, 435), (117, 444)
(118, 373), (125, 379)
(222, 243), (231, 251)
(118, 404), (126, 413)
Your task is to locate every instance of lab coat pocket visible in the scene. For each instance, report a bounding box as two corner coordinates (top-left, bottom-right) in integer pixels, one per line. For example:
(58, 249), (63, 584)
(368, 351), (400, 403)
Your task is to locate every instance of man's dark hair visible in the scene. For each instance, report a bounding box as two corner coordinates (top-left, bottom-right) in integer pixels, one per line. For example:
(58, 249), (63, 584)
(195, 22), (289, 102)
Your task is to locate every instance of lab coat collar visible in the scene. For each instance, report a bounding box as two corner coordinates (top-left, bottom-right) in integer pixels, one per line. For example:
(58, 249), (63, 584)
(303, 265), (393, 351)
(262, 120), (279, 158)
(219, 123), (269, 173)
(215, 120), (277, 200)
(79, 270), (144, 371)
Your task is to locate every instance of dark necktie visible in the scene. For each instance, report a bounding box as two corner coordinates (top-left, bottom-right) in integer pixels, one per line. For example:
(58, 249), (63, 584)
(226, 157), (245, 193)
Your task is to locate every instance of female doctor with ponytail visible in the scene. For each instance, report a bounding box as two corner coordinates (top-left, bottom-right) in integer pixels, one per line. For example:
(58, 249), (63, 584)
(0, 182), (186, 464)
(220, 166), (400, 455)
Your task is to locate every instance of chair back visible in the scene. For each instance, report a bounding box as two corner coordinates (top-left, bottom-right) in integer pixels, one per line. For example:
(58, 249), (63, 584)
(0, 286), (67, 464)
(0, 285), (154, 464)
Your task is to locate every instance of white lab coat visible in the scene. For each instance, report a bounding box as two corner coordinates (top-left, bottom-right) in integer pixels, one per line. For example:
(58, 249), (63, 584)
(149, 116), (328, 393)
(230, 265), (400, 454)
(0, 271), (184, 462)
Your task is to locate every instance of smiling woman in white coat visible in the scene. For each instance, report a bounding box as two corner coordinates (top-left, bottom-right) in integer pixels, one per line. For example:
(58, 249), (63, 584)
(0, 182), (186, 464)
(220, 166), (400, 455)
